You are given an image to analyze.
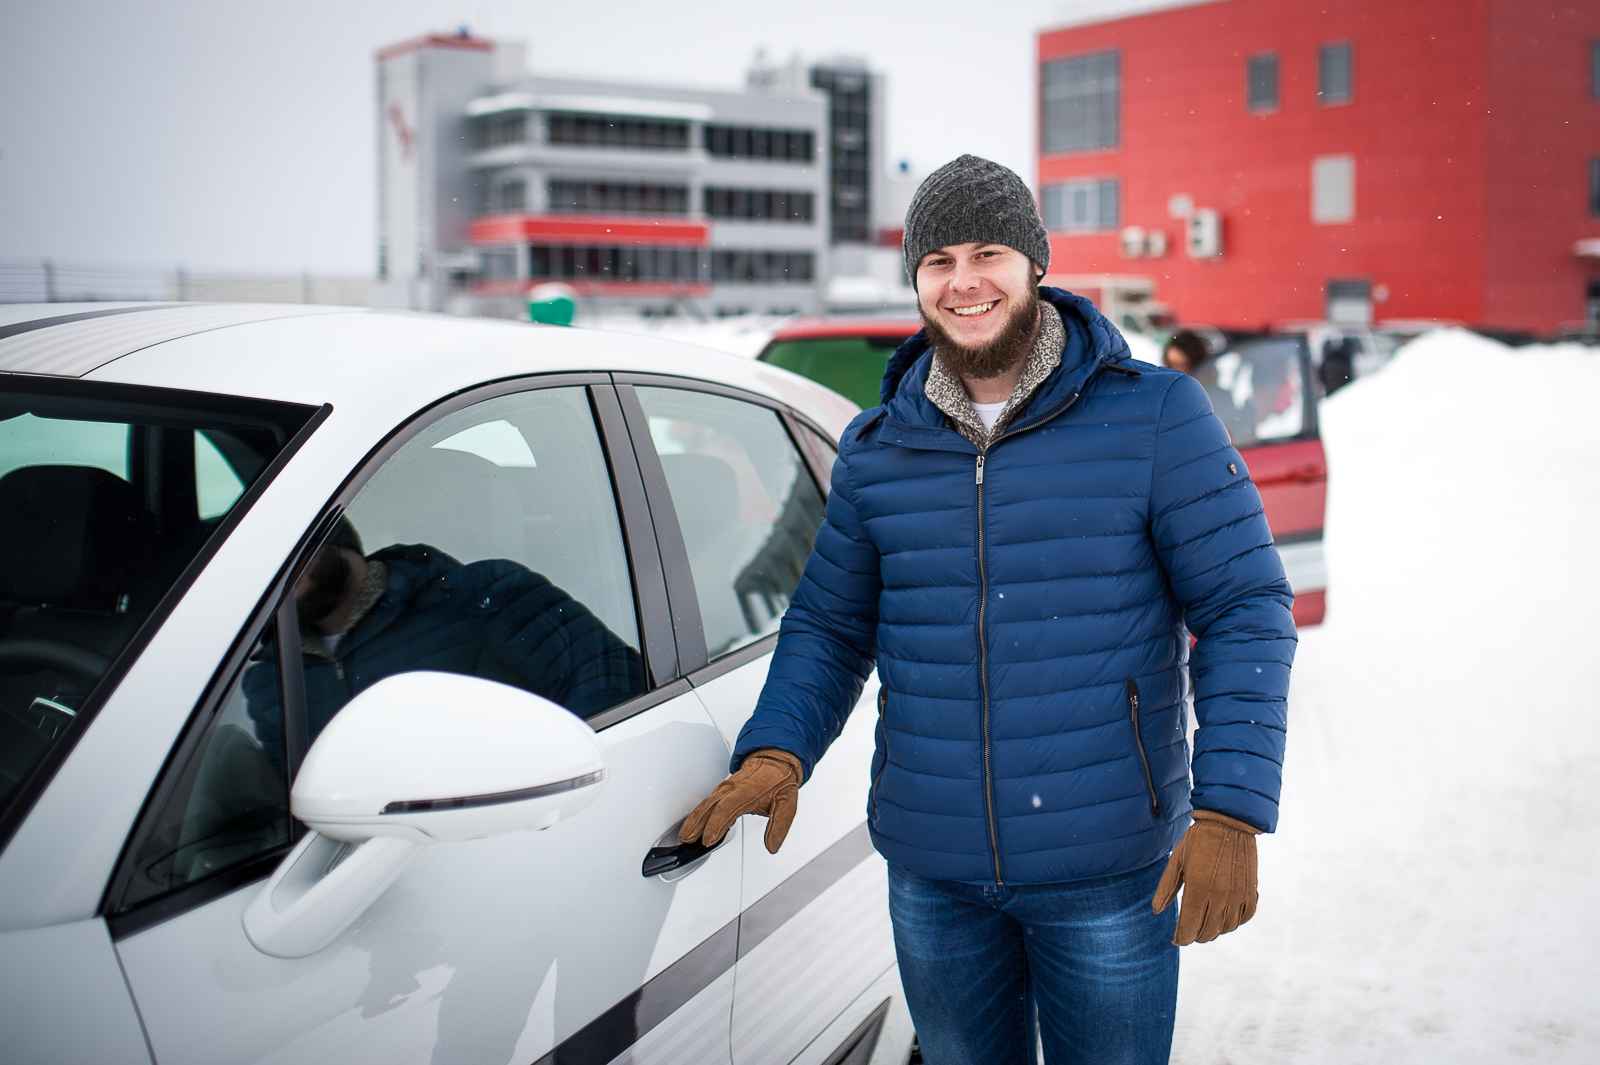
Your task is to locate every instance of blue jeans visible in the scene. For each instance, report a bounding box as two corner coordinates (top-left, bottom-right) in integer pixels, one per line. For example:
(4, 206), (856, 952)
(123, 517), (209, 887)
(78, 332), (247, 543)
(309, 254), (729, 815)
(888, 860), (1178, 1065)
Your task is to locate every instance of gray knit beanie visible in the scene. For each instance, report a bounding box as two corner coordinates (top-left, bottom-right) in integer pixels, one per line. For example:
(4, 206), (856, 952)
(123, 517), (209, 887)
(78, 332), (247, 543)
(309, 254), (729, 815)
(902, 154), (1051, 286)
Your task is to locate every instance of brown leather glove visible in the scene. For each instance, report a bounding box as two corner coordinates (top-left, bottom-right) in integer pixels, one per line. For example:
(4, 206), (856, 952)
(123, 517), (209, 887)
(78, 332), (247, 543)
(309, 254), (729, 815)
(679, 749), (804, 854)
(1152, 809), (1261, 945)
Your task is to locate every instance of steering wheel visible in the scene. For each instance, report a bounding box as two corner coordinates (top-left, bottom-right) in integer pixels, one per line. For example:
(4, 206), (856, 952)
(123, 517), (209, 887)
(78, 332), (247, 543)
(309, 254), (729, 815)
(0, 638), (111, 689)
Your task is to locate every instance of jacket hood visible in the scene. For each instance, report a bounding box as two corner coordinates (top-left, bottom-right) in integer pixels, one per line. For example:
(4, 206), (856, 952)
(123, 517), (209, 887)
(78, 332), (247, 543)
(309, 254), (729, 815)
(877, 287), (1131, 413)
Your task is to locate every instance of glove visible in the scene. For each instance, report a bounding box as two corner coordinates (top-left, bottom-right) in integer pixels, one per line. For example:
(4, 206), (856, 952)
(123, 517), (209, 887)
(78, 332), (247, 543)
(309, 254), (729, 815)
(1152, 809), (1261, 945)
(679, 748), (804, 854)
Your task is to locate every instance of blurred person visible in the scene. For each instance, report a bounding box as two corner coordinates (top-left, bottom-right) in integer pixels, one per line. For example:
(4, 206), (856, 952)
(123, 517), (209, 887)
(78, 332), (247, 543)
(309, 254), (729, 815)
(680, 156), (1295, 1064)
(1163, 328), (1210, 374)
(245, 518), (643, 768)
(1320, 335), (1357, 395)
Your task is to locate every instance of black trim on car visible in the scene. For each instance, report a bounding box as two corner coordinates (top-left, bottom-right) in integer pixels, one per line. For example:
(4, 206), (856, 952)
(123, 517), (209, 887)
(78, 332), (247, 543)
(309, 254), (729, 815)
(0, 303), (183, 342)
(382, 770), (604, 814)
(589, 383), (678, 687)
(530, 821), (879, 1065)
(822, 998), (891, 1065)
(613, 382), (710, 677)
(0, 375), (325, 856)
(685, 632), (779, 689)
(585, 678), (691, 732)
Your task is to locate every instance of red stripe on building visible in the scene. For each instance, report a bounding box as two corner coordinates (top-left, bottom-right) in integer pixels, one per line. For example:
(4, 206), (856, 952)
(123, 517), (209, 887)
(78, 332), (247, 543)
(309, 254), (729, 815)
(376, 34), (493, 61)
(469, 214), (710, 247)
(473, 280), (712, 298)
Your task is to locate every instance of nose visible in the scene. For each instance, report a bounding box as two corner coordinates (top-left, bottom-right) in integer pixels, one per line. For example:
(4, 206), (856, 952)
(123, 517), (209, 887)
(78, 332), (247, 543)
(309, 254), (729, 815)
(947, 256), (984, 293)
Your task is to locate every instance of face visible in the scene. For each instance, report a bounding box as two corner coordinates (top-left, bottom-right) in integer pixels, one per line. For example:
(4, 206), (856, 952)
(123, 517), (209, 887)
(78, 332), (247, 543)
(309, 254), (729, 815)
(915, 243), (1039, 352)
(1164, 345), (1194, 373)
(294, 543), (355, 631)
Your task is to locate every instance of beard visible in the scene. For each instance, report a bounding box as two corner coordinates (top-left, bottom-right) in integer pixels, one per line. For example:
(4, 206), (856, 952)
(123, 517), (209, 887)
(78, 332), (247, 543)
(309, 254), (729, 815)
(296, 545), (352, 632)
(921, 293), (1042, 382)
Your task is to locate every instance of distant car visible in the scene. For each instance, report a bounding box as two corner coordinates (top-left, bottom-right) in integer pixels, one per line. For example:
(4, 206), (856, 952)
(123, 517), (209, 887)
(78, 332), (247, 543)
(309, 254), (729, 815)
(0, 302), (913, 1065)
(1189, 331), (1330, 627)
(757, 316), (920, 411)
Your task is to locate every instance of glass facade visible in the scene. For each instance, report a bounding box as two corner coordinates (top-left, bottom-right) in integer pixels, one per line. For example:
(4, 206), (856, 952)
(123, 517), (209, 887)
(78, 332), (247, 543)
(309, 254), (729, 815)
(547, 180), (689, 215)
(547, 112), (690, 151)
(703, 125), (815, 161)
(810, 66), (872, 243)
(703, 187), (815, 222)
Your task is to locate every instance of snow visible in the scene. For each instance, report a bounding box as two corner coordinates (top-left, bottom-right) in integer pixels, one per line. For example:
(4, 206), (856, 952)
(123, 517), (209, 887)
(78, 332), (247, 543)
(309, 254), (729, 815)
(1172, 329), (1600, 1062)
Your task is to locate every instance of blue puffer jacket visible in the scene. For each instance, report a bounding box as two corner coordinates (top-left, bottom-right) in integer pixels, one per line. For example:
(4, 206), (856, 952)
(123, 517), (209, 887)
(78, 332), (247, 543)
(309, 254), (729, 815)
(734, 288), (1296, 885)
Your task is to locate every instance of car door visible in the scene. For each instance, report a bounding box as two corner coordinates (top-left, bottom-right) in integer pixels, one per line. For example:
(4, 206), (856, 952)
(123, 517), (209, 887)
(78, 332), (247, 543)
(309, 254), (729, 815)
(107, 379), (742, 1065)
(1196, 336), (1329, 626)
(619, 379), (896, 1065)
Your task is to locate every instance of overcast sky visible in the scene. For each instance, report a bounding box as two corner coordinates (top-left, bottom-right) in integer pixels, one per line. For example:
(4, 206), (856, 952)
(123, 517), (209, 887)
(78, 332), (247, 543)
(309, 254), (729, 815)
(0, 0), (1198, 273)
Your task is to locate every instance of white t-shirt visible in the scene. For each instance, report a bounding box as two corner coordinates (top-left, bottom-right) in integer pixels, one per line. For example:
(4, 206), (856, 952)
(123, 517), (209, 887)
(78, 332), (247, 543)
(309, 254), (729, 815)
(973, 400), (1008, 432)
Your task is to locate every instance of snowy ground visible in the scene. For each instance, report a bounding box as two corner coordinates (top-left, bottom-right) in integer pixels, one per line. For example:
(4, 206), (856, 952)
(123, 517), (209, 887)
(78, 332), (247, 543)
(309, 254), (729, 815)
(1172, 330), (1600, 1062)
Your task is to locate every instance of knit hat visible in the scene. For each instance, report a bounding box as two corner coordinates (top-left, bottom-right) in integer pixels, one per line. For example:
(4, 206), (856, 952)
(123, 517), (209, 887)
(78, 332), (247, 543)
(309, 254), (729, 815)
(902, 154), (1051, 286)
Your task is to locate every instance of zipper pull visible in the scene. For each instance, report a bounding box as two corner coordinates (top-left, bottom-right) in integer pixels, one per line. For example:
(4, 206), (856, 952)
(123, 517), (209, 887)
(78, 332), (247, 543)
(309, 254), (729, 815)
(975, 454), (985, 485)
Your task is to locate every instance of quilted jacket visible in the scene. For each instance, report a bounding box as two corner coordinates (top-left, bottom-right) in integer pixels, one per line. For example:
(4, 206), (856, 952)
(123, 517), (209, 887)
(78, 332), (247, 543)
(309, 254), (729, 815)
(733, 287), (1296, 885)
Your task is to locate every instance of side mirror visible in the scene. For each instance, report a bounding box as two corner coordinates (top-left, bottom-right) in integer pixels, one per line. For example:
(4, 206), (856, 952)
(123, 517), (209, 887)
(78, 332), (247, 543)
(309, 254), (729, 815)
(243, 671), (607, 957)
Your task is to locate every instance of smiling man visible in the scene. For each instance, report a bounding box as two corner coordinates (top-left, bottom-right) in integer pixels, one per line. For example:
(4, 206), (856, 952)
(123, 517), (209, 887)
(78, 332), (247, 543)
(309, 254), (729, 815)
(681, 156), (1296, 1064)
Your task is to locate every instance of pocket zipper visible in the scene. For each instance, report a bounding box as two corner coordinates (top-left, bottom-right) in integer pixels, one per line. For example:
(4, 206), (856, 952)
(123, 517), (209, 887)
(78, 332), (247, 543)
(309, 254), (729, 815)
(870, 686), (889, 819)
(1127, 679), (1162, 818)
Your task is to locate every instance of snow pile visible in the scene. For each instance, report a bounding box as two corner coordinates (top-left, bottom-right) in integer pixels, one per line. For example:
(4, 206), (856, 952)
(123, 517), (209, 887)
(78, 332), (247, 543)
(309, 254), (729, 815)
(1173, 330), (1600, 1062)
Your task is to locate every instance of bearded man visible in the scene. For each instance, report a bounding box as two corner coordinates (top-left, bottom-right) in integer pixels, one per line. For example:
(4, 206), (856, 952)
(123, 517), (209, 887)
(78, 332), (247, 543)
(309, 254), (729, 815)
(681, 156), (1295, 1064)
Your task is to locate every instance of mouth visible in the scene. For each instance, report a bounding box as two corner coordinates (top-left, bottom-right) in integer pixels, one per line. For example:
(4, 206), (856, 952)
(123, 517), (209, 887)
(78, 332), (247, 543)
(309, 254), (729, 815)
(947, 300), (997, 318)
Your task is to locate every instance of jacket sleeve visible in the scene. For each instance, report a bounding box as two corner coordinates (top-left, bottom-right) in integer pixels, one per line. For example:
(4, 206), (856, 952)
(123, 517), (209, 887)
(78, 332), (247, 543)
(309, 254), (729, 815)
(1149, 373), (1296, 832)
(731, 426), (883, 778)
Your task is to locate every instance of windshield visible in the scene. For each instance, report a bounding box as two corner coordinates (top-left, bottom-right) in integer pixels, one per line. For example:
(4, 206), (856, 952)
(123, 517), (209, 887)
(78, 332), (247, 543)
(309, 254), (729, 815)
(1191, 336), (1314, 448)
(760, 333), (913, 410)
(0, 381), (318, 830)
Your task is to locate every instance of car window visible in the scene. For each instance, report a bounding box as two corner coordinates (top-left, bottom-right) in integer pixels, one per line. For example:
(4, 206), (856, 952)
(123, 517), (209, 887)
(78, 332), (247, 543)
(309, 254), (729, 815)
(1192, 337), (1311, 448)
(635, 387), (826, 660)
(0, 388), (312, 829)
(760, 334), (910, 411)
(293, 386), (646, 752)
(118, 621), (290, 908)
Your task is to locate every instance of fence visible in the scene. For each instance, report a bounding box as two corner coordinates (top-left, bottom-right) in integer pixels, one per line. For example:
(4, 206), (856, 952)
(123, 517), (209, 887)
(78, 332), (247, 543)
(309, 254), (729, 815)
(0, 259), (376, 307)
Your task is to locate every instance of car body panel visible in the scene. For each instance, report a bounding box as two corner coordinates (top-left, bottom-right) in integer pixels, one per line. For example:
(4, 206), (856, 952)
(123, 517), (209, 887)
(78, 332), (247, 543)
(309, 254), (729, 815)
(0, 918), (153, 1065)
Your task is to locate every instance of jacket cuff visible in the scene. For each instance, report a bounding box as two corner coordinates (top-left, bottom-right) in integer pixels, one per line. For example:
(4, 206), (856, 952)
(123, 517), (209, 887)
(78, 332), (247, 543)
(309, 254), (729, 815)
(1191, 808), (1263, 835)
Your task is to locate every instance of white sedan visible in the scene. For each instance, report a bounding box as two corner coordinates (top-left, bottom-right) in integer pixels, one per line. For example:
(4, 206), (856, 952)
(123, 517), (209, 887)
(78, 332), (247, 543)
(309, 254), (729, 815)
(0, 303), (911, 1065)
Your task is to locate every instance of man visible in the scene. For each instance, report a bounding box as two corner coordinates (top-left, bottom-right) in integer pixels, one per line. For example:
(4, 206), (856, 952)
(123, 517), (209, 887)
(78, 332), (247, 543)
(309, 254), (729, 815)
(1163, 328), (1211, 374)
(680, 156), (1294, 1063)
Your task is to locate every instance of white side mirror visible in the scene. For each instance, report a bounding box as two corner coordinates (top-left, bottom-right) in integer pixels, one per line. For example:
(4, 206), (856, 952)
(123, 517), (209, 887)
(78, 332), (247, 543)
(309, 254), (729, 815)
(243, 671), (607, 957)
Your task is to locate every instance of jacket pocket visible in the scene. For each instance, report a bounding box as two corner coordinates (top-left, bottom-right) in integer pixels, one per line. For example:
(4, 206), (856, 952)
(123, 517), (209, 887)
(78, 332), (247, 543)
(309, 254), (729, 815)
(870, 686), (889, 821)
(1126, 679), (1163, 819)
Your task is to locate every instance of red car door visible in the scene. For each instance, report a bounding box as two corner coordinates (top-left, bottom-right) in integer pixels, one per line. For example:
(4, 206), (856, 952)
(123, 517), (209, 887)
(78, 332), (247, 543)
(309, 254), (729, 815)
(1193, 334), (1328, 627)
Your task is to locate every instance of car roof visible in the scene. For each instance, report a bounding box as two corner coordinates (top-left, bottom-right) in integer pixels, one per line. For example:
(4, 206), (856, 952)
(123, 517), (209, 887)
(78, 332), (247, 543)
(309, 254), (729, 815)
(0, 302), (861, 441)
(768, 316), (922, 343)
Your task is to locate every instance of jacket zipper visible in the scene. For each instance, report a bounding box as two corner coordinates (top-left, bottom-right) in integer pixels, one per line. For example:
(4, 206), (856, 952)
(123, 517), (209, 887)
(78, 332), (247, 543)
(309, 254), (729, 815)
(975, 451), (1003, 885)
(1126, 679), (1162, 818)
(870, 686), (889, 822)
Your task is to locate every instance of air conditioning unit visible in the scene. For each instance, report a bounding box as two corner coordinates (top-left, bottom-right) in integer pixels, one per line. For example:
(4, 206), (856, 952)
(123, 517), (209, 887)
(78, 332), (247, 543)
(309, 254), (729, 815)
(1186, 209), (1223, 259)
(1119, 226), (1146, 258)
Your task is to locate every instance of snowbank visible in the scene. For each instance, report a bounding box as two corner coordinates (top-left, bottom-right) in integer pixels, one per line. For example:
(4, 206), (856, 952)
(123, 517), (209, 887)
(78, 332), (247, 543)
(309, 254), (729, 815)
(1172, 330), (1600, 1062)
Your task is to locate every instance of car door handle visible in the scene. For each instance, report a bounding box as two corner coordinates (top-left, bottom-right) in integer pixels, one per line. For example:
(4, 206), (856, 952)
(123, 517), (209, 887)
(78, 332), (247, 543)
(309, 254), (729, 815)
(641, 835), (726, 878)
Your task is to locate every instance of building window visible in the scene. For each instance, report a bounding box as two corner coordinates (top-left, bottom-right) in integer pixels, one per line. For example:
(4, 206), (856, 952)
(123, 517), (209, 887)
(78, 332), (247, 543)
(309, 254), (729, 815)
(1319, 43), (1353, 104)
(703, 187), (815, 222)
(1040, 51), (1120, 153)
(703, 125), (816, 162)
(471, 111), (528, 149)
(528, 244), (704, 282)
(1590, 158), (1600, 216)
(1041, 178), (1119, 232)
(547, 180), (689, 215)
(485, 177), (526, 214)
(1247, 54), (1280, 112)
(811, 65), (872, 243)
(546, 112), (691, 151)
(1312, 155), (1356, 224)
(710, 250), (816, 284)
(481, 247), (520, 280)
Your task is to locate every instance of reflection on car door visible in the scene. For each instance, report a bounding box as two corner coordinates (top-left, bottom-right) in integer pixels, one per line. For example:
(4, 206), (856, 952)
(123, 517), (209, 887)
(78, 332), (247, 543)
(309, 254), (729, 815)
(110, 382), (740, 1065)
(626, 383), (896, 1065)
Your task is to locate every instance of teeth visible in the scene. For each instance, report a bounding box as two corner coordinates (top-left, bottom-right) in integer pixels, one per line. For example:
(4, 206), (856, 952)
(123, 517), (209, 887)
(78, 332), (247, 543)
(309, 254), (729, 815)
(951, 302), (994, 316)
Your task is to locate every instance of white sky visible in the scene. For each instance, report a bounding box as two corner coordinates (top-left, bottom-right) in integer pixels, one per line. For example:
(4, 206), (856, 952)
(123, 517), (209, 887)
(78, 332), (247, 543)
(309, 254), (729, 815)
(0, 0), (1201, 273)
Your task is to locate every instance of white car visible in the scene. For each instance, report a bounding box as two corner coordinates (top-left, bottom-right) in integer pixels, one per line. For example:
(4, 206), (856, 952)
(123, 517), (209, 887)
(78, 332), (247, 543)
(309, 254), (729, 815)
(0, 303), (913, 1065)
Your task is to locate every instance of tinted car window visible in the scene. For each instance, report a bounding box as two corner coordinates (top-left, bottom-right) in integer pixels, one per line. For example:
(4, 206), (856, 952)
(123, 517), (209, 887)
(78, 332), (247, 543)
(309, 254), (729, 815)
(1192, 337), (1312, 448)
(760, 334), (911, 410)
(267, 386), (646, 765)
(636, 388), (826, 659)
(0, 387), (312, 829)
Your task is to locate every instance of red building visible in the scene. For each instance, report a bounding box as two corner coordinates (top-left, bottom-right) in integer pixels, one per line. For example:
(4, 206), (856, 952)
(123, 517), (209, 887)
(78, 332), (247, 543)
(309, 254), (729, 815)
(1037, 0), (1600, 334)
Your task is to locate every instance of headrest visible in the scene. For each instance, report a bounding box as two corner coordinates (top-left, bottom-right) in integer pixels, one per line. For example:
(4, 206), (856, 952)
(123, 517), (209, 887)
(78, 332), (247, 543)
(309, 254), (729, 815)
(659, 454), (740, 545)
(0, 465), (145, 606)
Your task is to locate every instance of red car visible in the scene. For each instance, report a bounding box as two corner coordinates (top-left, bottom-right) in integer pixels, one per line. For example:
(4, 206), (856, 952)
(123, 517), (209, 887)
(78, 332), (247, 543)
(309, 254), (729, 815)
(760, 319), (1328, 627)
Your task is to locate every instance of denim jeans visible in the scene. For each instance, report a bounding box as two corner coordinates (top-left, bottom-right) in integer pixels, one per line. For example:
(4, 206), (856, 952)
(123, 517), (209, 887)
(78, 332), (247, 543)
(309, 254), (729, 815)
(888, 859), (1178, 1065)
